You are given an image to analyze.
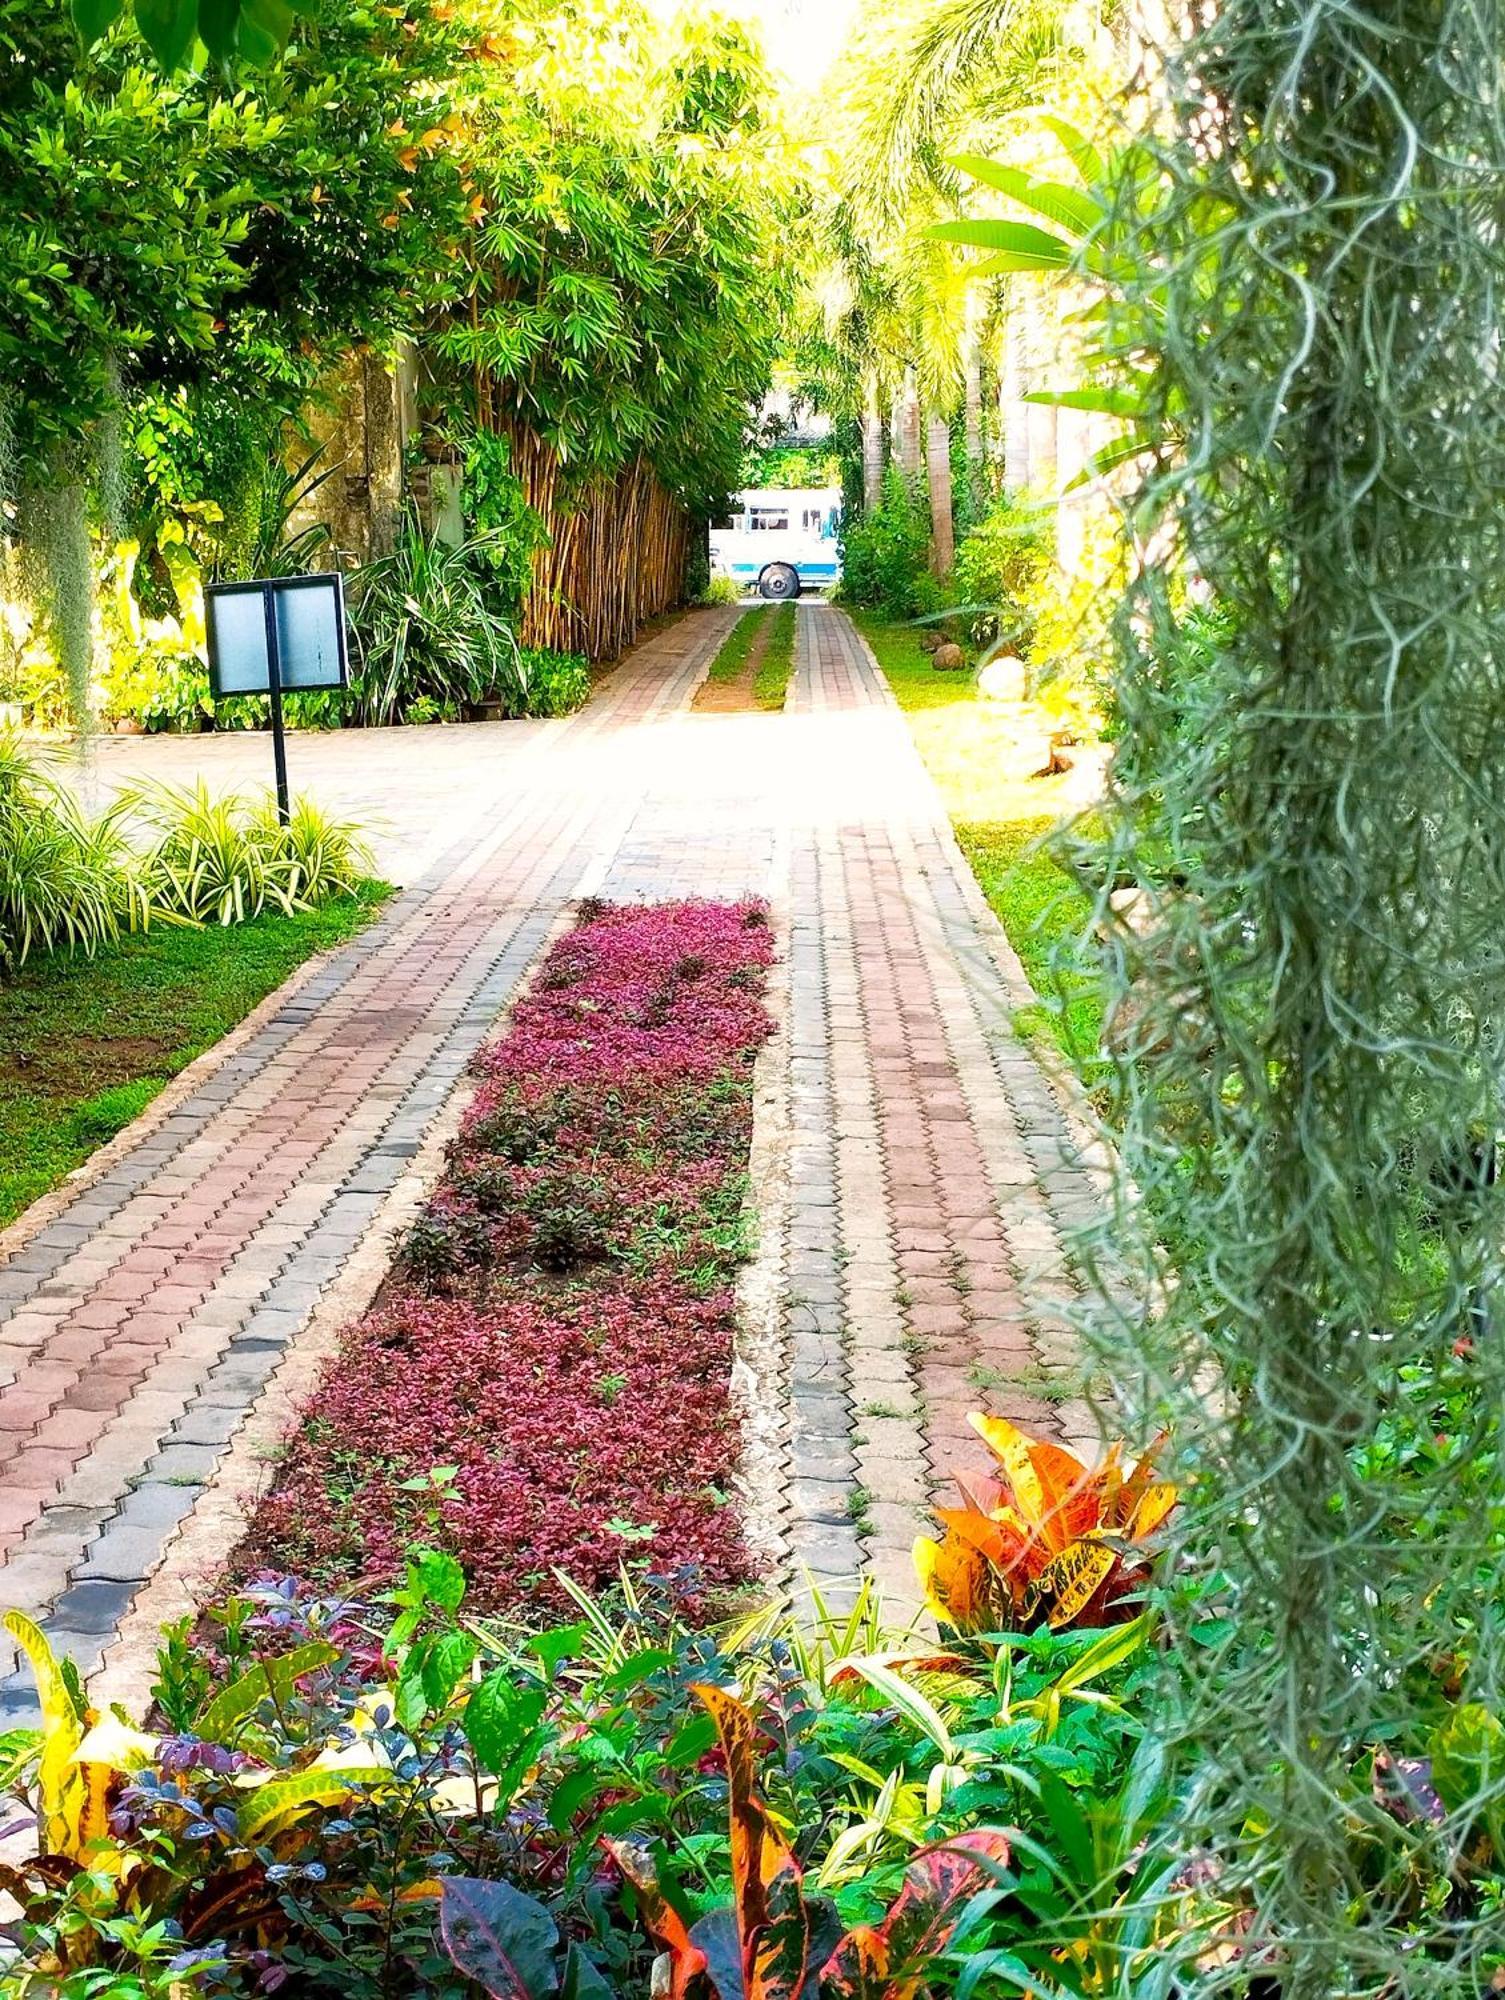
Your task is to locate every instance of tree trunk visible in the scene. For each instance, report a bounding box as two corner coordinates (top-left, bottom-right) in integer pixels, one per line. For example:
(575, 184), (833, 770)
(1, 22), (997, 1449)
(897, 367), (923, 479)
(1001, 307), (1030, 492)
(862, 372), (885, 513)
(963, 299), (985, 511)
(925, 412), (955, 575)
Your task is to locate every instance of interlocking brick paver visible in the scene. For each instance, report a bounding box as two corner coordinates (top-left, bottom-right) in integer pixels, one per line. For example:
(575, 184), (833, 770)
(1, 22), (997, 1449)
(0, 599), (1107, 1700)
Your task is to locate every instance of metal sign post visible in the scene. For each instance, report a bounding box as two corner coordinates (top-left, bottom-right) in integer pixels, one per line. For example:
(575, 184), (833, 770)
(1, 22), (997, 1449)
(260, 582), (293, 825)
(205, 574), (349, 821)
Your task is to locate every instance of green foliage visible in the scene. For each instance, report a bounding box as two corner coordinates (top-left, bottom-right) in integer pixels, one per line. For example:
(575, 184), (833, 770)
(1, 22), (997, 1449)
(72, 0), (308, 72)
(951, 491), (1049, 650)
(743, 443), (841, 489)
(516, 648), (592, 719)
(461, 431), (549, 625)
(348, 511), (525, 727)
(836, 469), (937, 620)
(124, 779), (371, 926)
(443, 7), (796, 515)
(0, 734), (140, 969)
(0, 1567), (1160, 1999)
(1066, 0), (1505, 1992)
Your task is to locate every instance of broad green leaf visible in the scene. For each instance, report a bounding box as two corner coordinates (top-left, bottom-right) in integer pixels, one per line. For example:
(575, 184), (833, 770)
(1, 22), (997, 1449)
(194, 1642), (339, 1745)
(1062, 429), (1155, 493)
(1024, 385), (1148, 420)
(929, 218), (1072, 266)
(1037, 112), (1107, 190)
(463, 1671), (547, 1787)
(71, 0), (123, 43)
(422, 1632), (478, 1711)
(197, 0), (242, 55)
(949, 157), (1101, 238)
(134, 0), (198, 69)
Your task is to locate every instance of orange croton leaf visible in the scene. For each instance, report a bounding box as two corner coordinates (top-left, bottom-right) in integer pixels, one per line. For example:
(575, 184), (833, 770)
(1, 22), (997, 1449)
(604, 1840), (707, 2000)
(692, 1684), (812, 2000)
(968, 1413), (1046, 1521)
(1034, 1540), (1118, 1629)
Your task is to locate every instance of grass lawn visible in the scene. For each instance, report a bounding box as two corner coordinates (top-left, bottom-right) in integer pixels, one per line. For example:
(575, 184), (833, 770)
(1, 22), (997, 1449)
(0, 886), (389, 1230)
(853, 612), (1105, 1075)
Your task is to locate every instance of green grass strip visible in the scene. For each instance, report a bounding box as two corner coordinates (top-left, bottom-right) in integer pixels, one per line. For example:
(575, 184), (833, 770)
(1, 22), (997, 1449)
(704, 608), (763, 685)
(0, 885), (389, 1229)
(754, 602), (796, 711)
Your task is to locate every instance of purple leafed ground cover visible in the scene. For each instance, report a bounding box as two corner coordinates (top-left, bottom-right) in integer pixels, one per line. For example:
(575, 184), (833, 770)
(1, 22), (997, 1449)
(235, 898), (776, 1613)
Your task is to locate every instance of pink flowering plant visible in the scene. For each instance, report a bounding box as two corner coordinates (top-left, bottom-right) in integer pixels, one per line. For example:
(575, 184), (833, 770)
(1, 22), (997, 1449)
(235, 899), (775, 1614)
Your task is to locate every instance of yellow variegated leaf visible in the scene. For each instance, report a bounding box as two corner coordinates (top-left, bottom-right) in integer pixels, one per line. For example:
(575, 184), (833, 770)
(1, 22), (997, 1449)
(74, 1715), (159, 1774)
(1037, 1541), (1117, 1629)
(194, 1641), (339, 1746)
(1127, 1482), (1178, 1539)
(3, 1611), (86, 1857)
(969, 1413), (1046, 1523)
(238, 1763), (389, 1843)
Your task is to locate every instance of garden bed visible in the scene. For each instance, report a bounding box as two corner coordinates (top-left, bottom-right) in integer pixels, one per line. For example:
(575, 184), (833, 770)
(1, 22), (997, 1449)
(232, 896), (775, 1613)
(0, 888), (387, 1230)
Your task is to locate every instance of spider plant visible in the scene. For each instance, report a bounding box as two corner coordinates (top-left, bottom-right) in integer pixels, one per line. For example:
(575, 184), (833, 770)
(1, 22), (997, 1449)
(0, 733), (145, 968)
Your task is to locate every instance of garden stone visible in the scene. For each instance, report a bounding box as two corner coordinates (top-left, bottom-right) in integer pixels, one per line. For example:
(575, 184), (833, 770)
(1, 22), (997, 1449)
(932, 642), (967, 672)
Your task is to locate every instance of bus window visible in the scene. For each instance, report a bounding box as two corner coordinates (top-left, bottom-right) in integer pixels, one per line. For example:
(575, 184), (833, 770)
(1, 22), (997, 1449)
(750, 508), (789, 532)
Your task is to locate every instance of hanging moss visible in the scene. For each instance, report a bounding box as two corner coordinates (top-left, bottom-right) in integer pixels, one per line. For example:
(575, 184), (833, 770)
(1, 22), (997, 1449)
(23, 483), (95, 735)
(1076, 1), (1505, 1993)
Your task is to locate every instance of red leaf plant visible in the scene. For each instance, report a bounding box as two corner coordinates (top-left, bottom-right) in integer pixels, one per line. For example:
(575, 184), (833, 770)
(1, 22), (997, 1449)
(232, 900), (775, 1614)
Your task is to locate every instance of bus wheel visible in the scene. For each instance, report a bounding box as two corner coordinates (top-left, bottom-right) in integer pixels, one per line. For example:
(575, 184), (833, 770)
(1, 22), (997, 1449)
(759, 563), (801, 602)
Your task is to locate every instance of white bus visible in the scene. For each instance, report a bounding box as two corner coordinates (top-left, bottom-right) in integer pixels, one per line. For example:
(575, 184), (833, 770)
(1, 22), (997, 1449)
(709, 487), (842, 601)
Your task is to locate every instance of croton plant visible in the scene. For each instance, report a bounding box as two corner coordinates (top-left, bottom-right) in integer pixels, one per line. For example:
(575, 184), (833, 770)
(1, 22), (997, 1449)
(914, 1415), (1177, 1633)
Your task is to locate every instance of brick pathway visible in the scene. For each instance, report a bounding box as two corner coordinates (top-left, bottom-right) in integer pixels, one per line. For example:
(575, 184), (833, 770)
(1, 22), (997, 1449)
(0, 603), (1105, 1715)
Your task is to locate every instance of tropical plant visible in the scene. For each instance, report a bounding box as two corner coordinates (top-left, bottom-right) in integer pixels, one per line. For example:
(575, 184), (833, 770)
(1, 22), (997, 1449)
(836, 470), (936, 620)
(914, 1415), (1175, 1632)
(348, 513), (525, 727)
(125, 779), (369, 925)
(610, 1682), (1014, 2000)
(0, 733), (145, 967)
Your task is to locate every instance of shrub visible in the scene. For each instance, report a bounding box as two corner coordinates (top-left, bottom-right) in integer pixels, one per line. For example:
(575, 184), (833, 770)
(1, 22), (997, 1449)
(951, 493), (1051, 652)
(0, 734), (143, 968)
(0, 1565), (1158, 2000)
(347, 509), (525, 727)
(698, 574), (744, 606)
(914, 1414), (1175, 1632)
(515, 647), (592, 718)
(836, 469), (933, 619)
(126, 780), (372, 926)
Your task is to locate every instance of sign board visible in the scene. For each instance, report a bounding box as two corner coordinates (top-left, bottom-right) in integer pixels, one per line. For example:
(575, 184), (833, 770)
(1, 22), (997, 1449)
(205, 573), (349, 699)
(204, 573), (351, 822)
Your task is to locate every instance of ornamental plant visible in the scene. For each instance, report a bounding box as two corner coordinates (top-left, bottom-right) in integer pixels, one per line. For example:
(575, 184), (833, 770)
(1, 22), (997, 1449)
(913, 1415), (1175, 1633)
(233, 900), (776, 1613)
(0, 1567), (1168, 1998)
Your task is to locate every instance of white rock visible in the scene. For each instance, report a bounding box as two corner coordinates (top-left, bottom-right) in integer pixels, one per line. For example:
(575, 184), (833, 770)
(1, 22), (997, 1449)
(978, 655), (1028, 703)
